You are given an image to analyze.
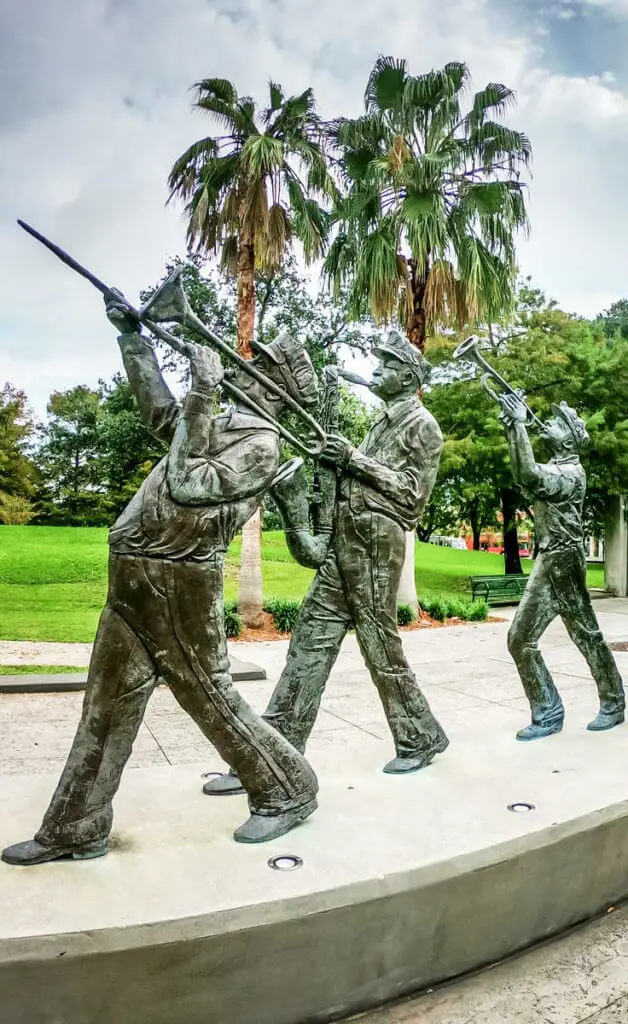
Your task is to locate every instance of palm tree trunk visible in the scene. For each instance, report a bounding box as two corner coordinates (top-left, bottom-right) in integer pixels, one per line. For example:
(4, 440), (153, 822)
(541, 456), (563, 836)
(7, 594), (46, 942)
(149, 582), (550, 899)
(236, 224), (255, 360)
(397, 532), (419, 615)
(236, 222), (264, 627)
(400, 257), (430, 610)
(406, 258), (429, 352)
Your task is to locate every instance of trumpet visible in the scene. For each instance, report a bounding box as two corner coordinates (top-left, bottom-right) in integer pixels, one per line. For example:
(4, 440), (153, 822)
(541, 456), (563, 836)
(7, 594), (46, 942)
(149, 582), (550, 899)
(336, 367), (374, 390)
(452, 335), (544, 429)
(16, 219), (326, 457)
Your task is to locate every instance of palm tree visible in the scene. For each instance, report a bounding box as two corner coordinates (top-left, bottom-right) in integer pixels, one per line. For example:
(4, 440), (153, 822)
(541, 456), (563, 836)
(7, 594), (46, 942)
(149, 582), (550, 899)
(168, 78), (335, 626)
(324, 57), (531, 607)
(324, 57), (531, 350)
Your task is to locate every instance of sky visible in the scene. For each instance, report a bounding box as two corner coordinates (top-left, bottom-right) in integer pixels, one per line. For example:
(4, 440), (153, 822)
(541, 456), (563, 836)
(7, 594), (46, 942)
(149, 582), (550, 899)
(2, 0), (628, 417)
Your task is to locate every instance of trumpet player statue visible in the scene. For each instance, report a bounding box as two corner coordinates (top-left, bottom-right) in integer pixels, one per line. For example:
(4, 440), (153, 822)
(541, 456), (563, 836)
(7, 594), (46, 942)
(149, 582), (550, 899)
(498, 391), (625, 740)
(2, 282), (321, 866)
(205, 329), (449, 795)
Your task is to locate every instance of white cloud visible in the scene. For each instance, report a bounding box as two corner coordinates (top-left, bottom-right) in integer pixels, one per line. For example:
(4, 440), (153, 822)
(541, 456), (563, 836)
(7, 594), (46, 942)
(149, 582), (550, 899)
(1, 0), (628, 414)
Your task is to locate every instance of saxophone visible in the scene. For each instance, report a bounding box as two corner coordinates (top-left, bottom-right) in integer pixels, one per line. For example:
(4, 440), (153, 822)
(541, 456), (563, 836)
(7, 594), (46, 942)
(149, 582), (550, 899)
(270, 366), (340, 569)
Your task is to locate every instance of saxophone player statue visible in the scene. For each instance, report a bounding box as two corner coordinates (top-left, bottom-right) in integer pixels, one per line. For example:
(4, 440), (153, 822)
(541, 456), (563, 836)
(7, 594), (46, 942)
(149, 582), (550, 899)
(205, 329), (449, 796)
(498, 391), (625, 740)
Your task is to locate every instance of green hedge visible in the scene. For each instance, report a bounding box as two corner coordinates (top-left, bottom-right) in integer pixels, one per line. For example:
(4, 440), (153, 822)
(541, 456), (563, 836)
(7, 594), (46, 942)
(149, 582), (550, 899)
(224, 601), (243, 638)
(397, 603), (416, 626)
(264, 598), (301, 633)
(227, 594), (488, 636)
(419, 594), (488, 623)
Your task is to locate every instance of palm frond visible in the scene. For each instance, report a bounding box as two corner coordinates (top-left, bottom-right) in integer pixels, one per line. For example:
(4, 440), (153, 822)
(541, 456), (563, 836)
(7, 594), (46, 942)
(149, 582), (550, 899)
(365, 55), (408, 113)
(193, 78), (238, 105)
(258, 203), (292, 269)
(268, 80), (285, 112)
(219, 233), (239, 276)
(424, 259), (458, 330)
(167, 137), (220, 198)
(467, 83), (516, 130)
(240, 134), (284, 177)
(291, 198), (329, 263)
(465, 121), (532, 171)
(355, 217), (405, 322)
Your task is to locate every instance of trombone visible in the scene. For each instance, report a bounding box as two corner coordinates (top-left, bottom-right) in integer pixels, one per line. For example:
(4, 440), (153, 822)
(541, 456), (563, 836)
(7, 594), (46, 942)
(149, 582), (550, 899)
(16, 220), (326, 457)
(453, 335), (544, 429)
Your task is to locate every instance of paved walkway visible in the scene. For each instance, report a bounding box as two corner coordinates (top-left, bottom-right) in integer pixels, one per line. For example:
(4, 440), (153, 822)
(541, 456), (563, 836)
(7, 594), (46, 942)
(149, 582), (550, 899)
(0, 600), (626, 781)
(354, 903), (628, 1024)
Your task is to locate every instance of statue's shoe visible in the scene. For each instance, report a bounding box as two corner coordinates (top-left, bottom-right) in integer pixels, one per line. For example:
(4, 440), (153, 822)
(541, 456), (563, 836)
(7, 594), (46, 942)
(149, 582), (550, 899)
(233, 799), (317, 844)
(587, 709), (625, 732)
(202, 772), (244, 796)
(383, 734), (450, 775)
(516, 721), (563, 741)
(1, 838), (108, 866)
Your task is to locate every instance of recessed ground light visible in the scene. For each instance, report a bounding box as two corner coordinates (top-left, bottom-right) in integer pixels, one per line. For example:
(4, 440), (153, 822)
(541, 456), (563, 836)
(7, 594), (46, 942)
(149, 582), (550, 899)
(200, 770), (224, 779)
(268, 854), (303, 871)
(507, 802), (535, 813)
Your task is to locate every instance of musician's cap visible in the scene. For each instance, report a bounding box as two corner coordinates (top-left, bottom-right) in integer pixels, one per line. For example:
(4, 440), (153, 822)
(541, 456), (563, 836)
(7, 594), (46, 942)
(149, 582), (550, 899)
(373, 330), (431, 385)
(551, 401), (589, 448)
(252, 332), (319, 406)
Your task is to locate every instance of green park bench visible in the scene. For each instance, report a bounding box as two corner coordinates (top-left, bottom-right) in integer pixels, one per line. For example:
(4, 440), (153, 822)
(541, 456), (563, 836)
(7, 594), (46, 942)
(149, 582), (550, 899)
(469, 574), (528, 606)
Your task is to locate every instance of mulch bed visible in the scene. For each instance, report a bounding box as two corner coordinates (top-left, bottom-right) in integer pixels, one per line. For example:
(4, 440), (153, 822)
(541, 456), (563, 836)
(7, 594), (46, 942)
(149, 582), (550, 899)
(233, 611), (505, 642)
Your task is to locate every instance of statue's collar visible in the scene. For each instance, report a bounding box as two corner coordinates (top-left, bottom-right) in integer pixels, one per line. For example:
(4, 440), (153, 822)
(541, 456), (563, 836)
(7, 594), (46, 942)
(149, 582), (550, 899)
(551, 452), (580, 466)
(380, 394), (419, 424)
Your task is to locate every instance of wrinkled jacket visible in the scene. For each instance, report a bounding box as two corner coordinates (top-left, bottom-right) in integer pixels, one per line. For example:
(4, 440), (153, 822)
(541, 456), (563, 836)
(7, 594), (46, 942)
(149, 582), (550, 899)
(339, 395), (443, 531)
(108, 334), (280, 561)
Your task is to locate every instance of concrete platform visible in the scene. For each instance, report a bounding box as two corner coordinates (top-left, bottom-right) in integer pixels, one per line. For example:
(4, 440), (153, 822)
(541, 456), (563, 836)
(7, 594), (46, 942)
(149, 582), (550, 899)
(1, 601), (628, 1024)
(0, 656), (266, 693)
(3, 718), (628, 1023)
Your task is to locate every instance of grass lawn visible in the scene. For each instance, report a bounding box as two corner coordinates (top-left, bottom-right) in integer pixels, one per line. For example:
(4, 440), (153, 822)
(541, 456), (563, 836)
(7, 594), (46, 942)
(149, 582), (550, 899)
(0, 664), (88, 675)
(0, 525), (605, 643)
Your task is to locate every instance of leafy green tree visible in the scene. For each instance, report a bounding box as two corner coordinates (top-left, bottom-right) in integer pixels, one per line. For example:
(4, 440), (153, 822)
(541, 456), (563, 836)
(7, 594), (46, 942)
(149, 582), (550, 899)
(426, 283), (628, 573)
(0, 383), (37, 507)
(324, 57), (530, 351)
(98, 375), (168, 519)
(597, 298), (628, 342)
(168, 76), (336, 625)
(323, 56), (530, 601)
(35, 386), (109, 526)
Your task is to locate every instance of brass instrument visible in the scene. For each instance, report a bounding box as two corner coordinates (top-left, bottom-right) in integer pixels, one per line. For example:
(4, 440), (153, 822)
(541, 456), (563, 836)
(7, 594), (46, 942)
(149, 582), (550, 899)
(336, 367), (374, 390)
(17, 220), (326, 458)
(270, 365), (343, 569)
(453, 335), (544, 429)
(311, 366), (340, 537)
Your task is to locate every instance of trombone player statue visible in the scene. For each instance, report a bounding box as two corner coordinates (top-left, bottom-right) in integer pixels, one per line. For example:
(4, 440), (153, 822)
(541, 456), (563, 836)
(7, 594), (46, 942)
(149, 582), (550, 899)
(455, 336), (625, 741)
(2, 225), (322, 866)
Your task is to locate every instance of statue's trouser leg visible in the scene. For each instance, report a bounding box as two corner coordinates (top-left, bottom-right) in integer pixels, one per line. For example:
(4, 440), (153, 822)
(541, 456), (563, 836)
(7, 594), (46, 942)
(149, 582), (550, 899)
(263, 553), (351, 752)
(548, 548), (624, 714)
(507, 556), (564, 727)
(37, 554), (317, 846)
(36, 602), (158, 848)
(128, 555), (317, 817)
(335, 506), (447, 758)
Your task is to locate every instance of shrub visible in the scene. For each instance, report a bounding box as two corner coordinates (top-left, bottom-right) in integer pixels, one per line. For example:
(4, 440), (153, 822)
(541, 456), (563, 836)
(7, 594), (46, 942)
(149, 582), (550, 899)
(419, 594), (489, 623)
(419, 595), (448, 622)
(0, 492), (35, 525)
(224, 601), (242, 639)
(466, 598), (488, 622)
(264, 598), (302, 633)
(397, 603), (416, 626)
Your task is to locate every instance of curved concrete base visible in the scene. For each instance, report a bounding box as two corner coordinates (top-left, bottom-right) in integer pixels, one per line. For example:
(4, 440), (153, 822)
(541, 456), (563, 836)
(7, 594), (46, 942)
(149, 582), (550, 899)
(2, 720), (628, 1024)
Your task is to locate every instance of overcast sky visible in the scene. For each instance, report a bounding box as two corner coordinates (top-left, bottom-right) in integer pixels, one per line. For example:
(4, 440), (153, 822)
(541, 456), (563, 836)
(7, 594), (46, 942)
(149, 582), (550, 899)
(2, 0), (628, 417)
